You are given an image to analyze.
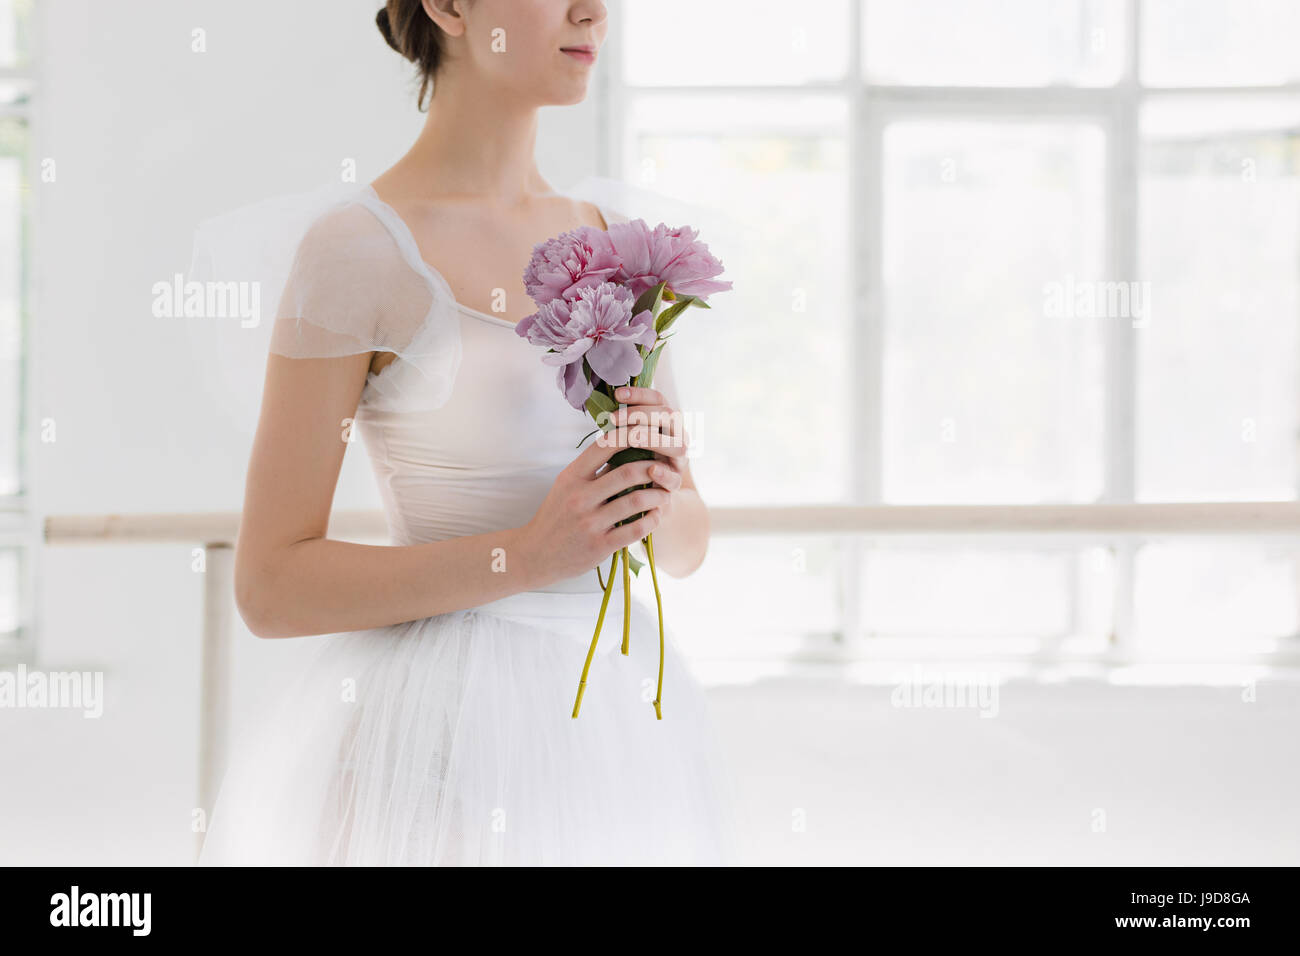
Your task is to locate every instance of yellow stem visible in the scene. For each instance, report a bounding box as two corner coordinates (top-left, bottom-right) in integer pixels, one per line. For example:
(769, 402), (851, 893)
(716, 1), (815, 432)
(620, 545), (631, 655)
(646, 533), (665, 720)
(573, 550), (621, 719)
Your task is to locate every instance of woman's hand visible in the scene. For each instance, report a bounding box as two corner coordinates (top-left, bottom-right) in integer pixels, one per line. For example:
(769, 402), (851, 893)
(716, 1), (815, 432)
(516, 388), (687, 583)
(605, 382), (709, 578)
(605, 384), (690, 517)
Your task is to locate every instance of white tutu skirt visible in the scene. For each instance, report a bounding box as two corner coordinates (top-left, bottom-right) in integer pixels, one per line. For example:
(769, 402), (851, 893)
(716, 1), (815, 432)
(198, 583), (737, 866)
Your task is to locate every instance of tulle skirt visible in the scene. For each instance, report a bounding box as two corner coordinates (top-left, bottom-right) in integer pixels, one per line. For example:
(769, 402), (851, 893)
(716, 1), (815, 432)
(197, 583), (736, 866)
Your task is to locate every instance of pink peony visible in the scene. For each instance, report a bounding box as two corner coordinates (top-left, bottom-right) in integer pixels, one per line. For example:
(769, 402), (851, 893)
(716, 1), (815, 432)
(515, 282), (658, 410)
(522, 225), (621, 306)
(607, 220), (734, 300)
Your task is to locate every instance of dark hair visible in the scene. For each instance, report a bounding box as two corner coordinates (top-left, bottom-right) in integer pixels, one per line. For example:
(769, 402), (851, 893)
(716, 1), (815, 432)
(376, 2), (445, 111)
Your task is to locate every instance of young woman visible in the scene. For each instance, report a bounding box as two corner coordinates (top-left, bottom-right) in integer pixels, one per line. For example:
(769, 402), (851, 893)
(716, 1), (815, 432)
(197, 0), (734, 865)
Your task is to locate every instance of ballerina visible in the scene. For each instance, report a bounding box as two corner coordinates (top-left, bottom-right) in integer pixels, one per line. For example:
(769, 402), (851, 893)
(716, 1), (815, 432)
(196, 0), (735, 866)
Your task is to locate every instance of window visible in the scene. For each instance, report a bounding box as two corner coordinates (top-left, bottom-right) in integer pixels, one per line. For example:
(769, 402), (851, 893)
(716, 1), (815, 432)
(0, 0), (33, 664)
(605, 0), (1299, 675)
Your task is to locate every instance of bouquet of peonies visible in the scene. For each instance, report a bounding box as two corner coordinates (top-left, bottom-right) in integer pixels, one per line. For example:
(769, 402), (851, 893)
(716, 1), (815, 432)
(515, 216), (731, 719)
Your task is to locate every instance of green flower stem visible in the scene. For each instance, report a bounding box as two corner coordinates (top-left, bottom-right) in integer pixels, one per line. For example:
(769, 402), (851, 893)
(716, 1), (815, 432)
(645, 533), (665, 719)
(573, 550), (621, 719)
(620, 545), (631, 655)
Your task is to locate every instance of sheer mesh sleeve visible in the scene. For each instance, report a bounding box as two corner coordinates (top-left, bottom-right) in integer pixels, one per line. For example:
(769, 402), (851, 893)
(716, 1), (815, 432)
(270, 199), (462, 412)
(599, 204), (631, 228)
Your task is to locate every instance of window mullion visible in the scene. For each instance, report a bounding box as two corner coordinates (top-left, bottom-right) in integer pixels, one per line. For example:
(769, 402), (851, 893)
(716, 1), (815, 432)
(1104, 0), (1142, 661)
(841, 0), (877, 655)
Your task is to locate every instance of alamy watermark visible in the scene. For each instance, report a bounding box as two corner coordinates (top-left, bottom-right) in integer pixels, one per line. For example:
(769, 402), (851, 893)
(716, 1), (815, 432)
(50, 886), (150, 936)
(890, 664), (1001, 718)
(0, 664), (103, 718)
(1043, 274), (1152, 328)
(152, 273), (261, 328)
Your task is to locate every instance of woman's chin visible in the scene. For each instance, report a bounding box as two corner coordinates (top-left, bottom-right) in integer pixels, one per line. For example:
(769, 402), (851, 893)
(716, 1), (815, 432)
(541, 81), (592, 108)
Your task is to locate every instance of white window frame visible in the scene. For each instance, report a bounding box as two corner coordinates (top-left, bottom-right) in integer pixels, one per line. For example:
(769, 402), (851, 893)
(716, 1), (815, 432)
(598, 0), (1300, 666)
(0, 0), (37, 666)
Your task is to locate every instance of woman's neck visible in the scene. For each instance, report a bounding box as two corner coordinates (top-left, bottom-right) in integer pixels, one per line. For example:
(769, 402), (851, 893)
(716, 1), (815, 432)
(390, 69), (551, 205)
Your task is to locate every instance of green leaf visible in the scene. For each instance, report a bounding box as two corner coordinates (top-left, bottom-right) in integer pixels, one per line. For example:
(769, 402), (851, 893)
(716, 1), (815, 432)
(635, 342), (666, 388)
(632, 280), (668, 317)
(585, 389), (618, 429)
(655, 292), (714, 334)
(625, 550), (645, 576)
(655, 298), (692, 334)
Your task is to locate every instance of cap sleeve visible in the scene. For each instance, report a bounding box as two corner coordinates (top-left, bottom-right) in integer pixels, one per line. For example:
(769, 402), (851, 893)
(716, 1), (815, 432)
(596, 202), (630, 228)
(270, 199), (462, 412)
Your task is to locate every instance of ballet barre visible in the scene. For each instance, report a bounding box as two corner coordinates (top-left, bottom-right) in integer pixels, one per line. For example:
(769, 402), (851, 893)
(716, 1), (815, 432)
(41, 500), (1300, 862)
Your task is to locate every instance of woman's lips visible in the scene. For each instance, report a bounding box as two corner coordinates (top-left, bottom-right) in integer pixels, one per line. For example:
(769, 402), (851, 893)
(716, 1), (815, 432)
(561, 46), (596, 65)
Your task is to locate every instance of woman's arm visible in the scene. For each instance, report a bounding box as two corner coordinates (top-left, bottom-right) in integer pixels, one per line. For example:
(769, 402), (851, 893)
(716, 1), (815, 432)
(234, 351), (554, 639)
(646, 485), (709, 579)
(626, 346), (709, 578)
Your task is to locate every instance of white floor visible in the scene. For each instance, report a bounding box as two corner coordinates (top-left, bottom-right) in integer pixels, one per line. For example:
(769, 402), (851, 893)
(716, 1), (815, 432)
(3, 665), (1297, 866)
(706, 675), (1300, 865)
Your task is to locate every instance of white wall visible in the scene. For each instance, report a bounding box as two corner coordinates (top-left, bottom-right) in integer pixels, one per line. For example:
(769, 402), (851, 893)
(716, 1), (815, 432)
(12, 0), (602, 865)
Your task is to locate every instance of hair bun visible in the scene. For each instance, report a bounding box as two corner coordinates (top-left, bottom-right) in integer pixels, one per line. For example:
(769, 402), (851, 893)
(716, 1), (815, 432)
(375, 1), (444, 111)
(375, 7), (402, 54)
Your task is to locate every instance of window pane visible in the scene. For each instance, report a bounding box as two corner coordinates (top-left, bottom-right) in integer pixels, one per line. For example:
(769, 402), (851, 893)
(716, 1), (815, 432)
(0, 116), (25, 497)
(624, 94), (851, 505)
(0, 546), (20, 639)
(1142, 0), (1300, 87)
(0, 0), (31, 70)
(1138, 97), (1300, 501)
(864, 0), (1124, 87)
(659, 535), (843, 670)
(622, 0), (850, 86)
(860, 545), (1114, 650)
(1135, 543), (1297, 655)
(882, 121), (1106, 503)
(0, 80), (30, 107)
